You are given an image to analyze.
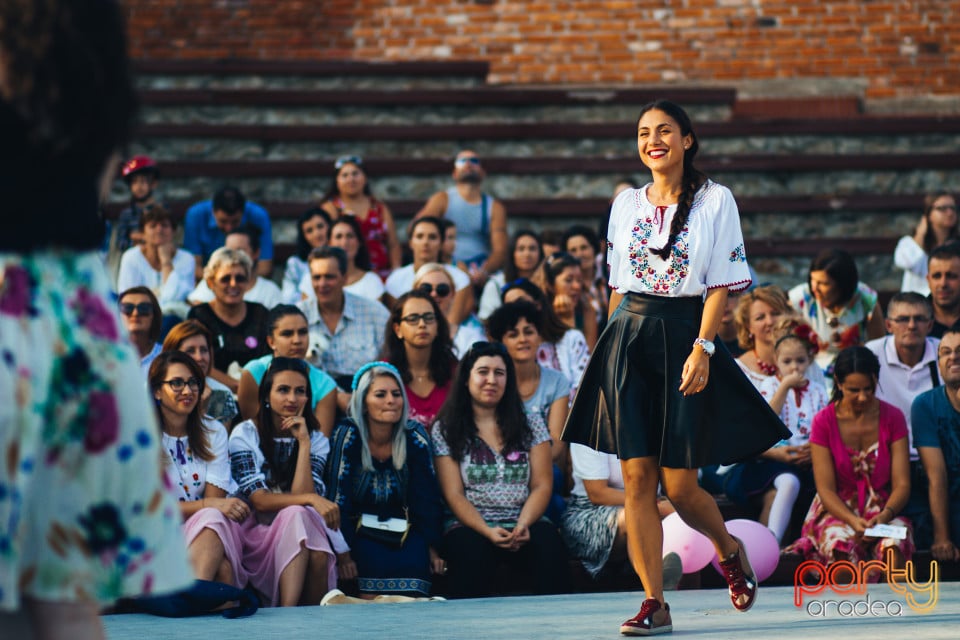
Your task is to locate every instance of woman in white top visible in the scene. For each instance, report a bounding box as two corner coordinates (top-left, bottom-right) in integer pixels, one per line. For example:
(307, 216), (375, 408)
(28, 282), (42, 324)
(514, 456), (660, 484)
(150, 351), (249, 586)
(228, 357), (354, 606)
(478, 230), (545, 320)
(562, 100), (790, 633)
(282, 207), (331, 304)
(116, 204), (195, 318)
(327, 215), (385, 302)
(894, 191), (958, 295)
(385, 216), (471, 325)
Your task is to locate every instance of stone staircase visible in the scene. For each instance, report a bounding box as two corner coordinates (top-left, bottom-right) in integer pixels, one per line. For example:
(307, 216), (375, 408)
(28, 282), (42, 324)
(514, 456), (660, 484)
(114, 59), (960, 293)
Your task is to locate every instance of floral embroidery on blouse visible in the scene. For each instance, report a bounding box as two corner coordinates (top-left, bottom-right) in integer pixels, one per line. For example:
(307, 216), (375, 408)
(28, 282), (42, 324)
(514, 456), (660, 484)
(626, 221), (690, 295)
(729, 244), (746, 263)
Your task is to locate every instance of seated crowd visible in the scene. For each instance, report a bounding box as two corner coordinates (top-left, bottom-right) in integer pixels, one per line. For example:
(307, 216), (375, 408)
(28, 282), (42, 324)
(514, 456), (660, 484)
(106, 155), (960, 606)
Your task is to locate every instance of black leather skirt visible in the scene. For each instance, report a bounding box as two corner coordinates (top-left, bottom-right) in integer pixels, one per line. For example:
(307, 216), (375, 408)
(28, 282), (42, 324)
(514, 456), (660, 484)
(561, 293), (790, 468)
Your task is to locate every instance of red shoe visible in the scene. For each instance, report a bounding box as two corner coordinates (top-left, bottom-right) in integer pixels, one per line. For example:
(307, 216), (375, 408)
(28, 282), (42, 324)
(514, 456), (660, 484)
(620, 598), (672, 636)
(718, 536), (758, 612)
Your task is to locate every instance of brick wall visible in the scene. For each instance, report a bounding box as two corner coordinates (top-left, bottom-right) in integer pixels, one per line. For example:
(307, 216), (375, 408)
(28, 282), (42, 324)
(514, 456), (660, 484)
(125, 0), (958, 99)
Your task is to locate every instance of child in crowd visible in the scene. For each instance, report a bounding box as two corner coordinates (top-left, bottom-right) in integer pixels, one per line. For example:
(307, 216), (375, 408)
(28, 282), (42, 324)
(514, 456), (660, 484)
(105, 155), (163, 284)
(755, 322), (829, 543)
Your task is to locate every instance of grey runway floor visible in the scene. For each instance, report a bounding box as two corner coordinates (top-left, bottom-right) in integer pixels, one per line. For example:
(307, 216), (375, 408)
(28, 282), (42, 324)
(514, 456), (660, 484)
(103, 583), (960, 640)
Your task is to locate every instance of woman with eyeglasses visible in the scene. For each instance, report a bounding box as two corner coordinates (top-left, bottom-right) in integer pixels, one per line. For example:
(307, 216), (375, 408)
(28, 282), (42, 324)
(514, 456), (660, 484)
(149, 351), (249, 587)
(0, 2), (191, 631)
(119, 286), (164, 377)
(386, 216), (472, 326)
(229, 357), (353, 607)
(534, 251), (599, 351)
(380, 290), (458, 427)
(320, 155), (400, 280)
(414, 262), (487, 358)
(327, 215), (385, 302)
(894, 191), (959, 296)
(478, 230), (546, 321)
(431, 341), (570, 598)
(237, 305), (338, 437)
(500, 279), (590, 400)
(163, 320), (240, 427)
(188, 247), (271, 394)
(282, 207), (331, 305)
(325, 362), (444, 597)
(563, 100), (790, 634)
(788, 248), (886, 371)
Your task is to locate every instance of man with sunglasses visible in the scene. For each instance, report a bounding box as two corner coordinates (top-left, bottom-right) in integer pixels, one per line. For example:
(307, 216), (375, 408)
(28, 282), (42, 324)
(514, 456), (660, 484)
(184, 184), (274, 280)
(414, 150), (508, 287)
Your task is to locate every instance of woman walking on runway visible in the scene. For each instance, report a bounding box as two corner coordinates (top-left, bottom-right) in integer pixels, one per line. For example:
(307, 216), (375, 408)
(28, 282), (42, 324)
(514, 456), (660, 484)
(563, 100), (789, 636)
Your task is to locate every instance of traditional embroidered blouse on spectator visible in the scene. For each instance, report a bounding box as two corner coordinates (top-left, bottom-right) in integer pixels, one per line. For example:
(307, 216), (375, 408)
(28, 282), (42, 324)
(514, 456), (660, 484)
(162, 418), (234, 501)
(606, 181), (752, 297)
(430, 414), (551, 527)
(229, 419), (329, 497)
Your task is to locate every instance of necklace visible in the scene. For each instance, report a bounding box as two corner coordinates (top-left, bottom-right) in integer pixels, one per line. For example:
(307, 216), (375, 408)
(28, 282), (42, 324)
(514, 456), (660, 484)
(753, 350), (777, 376)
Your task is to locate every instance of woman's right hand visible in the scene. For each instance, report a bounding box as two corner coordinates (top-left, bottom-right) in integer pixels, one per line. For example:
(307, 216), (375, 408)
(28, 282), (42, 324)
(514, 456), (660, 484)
(309, 495), (341, 530)
(209, 497), (250, 523)
(487, 526), (514, 549)
(914, 215), (928, 246)
(552, 294), (575, 319)
(282, 414), (310, 443)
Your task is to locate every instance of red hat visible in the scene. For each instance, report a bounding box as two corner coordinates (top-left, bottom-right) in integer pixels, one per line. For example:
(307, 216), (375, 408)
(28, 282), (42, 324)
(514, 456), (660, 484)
(121, 155), (158, 180)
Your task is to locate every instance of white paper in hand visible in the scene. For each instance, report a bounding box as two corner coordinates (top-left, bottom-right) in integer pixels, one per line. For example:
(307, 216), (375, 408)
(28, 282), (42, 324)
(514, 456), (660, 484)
(863, 523), (908, 539)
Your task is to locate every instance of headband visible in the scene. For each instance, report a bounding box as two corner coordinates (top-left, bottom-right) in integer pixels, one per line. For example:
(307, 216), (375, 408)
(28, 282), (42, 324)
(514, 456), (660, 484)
(351, 361), (402, 392)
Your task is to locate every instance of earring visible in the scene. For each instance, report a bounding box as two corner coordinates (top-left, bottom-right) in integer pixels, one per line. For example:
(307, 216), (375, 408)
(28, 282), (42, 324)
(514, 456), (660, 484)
(265, 401), (271, 408)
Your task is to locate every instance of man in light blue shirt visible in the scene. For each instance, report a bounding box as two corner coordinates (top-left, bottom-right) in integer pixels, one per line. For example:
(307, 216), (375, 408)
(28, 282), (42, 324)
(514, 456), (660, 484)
(183, 185), (273, 279)
(297, 246), (390, 410)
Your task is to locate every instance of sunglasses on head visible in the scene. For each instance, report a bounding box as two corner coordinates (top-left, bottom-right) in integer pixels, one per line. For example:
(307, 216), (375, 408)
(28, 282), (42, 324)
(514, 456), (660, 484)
(120, 302), (154, 316)
(418, 282), (452, 298)
(455, 156), (481, 166)
(335, 155), (363, 170)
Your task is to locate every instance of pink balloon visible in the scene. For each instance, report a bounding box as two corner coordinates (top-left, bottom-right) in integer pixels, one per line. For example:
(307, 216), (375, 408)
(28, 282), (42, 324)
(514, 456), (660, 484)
(710, 518), (781, 582)
(660, 512), (714, 573)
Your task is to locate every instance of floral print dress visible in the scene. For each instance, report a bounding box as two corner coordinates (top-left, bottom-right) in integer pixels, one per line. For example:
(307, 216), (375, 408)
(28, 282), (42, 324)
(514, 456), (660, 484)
(0, 252), (192, 610)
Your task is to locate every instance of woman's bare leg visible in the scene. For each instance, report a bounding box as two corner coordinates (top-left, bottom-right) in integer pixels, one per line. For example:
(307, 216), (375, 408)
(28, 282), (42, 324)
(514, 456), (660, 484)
(188, 528), (226, 581)
(278, 543), (309, 607)
(661, 467), (739, 559)
(299, 549), (329, 605)
(621, 457), (666, 603)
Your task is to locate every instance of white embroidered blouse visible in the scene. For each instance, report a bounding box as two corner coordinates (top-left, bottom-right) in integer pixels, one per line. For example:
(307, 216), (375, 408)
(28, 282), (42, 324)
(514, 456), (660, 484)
(162, 418), (234, 502)
(607, 180), (752, 297)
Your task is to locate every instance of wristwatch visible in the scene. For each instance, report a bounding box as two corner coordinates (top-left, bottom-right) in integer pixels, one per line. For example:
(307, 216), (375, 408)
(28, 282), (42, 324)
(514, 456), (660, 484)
(693, 338), (715, 357)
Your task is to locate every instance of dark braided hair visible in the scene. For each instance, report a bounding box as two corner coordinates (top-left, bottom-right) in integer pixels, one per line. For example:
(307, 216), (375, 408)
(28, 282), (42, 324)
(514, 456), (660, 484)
(639, 100), (707, 261)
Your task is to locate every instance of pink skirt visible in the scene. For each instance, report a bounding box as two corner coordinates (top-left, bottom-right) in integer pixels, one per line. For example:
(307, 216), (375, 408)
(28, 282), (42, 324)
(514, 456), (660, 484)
(182, 507), (249, 589)
(241, 505), (338, 606)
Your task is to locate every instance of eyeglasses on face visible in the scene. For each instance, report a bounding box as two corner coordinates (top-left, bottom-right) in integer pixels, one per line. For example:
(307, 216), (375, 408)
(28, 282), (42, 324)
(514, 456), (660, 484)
(401, 312), (437, 326)
(163, 377), (201, 392)
(418, 282), (452, 298)
(217, 274), (249, 285)
(468, 341), (508, 357)
(335, 155), (363, 170)
(120, 302), (154, 316)
(889, 314), (931, 325)
(454, 156), (481, 167)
